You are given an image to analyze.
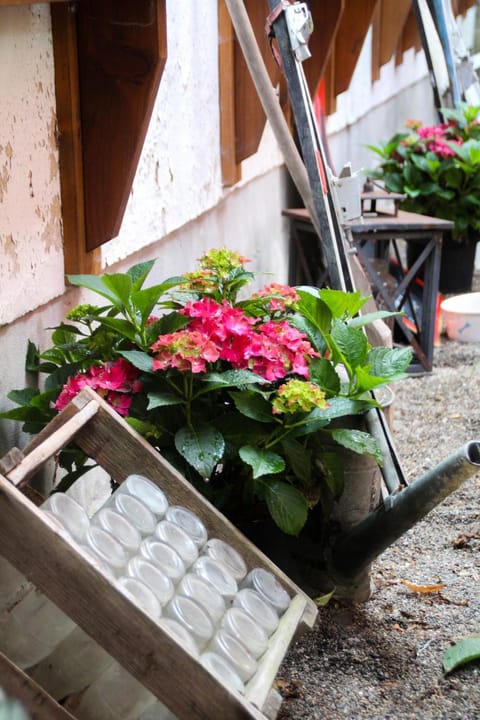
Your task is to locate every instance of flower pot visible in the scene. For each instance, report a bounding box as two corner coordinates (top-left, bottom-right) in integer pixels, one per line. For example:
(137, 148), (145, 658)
(407, 231), (477, 295)
(237, 415), (382, 604)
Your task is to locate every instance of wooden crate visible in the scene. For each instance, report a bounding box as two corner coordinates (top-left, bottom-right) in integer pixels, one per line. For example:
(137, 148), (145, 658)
(0, 387), (318, 720)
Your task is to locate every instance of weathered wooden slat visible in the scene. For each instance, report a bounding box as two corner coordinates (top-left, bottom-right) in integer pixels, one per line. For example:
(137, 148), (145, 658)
(245, 595), (309, 713)
(0, 651), (76, 720)
(6, 401), (99, 488)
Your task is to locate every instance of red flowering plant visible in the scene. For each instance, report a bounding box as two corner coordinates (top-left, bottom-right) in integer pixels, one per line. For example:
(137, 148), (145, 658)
(367, 103), (480, 240)
(1, 248), (411, 535)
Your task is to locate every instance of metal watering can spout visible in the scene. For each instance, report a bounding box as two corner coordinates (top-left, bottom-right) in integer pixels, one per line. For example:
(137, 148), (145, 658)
(329, 440), (480, 583)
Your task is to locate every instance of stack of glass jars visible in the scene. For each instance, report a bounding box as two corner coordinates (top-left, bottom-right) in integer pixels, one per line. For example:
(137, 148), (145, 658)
(21, 472), (292, 720)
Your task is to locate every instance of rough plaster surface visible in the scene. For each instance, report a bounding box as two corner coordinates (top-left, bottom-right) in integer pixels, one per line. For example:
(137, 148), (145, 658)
(0, 5), (64, 326)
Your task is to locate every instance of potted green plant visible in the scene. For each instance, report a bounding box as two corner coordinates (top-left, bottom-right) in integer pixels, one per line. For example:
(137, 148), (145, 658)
(367, 102), (480, 294)
(0, 249), (411, 594)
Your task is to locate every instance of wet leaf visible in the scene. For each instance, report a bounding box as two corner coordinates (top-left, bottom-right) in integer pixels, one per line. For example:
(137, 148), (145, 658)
(443, 635), (480, 674)
(314, 587), (336, 606)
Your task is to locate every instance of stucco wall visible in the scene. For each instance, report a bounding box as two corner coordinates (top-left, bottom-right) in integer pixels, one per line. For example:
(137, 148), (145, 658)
(0, 4), (64, 325)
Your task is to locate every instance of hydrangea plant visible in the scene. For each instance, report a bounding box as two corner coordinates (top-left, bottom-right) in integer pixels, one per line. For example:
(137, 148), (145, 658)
(367, 103), (480, 241)
(1, 248), (412, 535)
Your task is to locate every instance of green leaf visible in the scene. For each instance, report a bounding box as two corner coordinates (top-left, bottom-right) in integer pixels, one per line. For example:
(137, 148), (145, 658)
(264, 481), (308, 535)
(92, 317), (139, 344)
(6, 388), (40, 406)
(296, 289), (332, 333)
(131, 281), (183, 324)
(308, 357), (341, 396)
(119, 349), (154, 373)
(282, 437), (312, 485)
(230, 391), (275, 423)
(314, 587), (336, 606)
(127, 259), (155, 289)
(201, 369), (266, 391)
(239, 445), (285, 478)
(175, 423), (225, 479)
(319, 288), (367, 320)
(25, 340), (40, 372)
(443, 635), (480, 674)
(331, 428), (383, 465)
(367, 346), (413, 377)
(147, 392), (184, 409)
(101, 273), (133, 309)
(331, 322), (369, 369)
(67, 273), (120, 305)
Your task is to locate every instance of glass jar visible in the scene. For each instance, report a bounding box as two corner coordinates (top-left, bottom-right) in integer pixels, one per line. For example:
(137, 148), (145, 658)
(106, 491), (157, 537)
(139, 538), (185, 585)
(154, 520), (199, 568)
(125, 555), (174, 608)
(176, 573), (226, 625)
(81, 526), (129, 578)
(165, 505), (208, 549)
(157, 617), (199, 657)
(200, 651), (245, 695)
(41, 492), (90, 544)
(202, 538), (247, 583)
(207, 629), (257, 683)
(191, 556), (237, 603)
(91, 507), (142, 558)
(120, 474), (169, 519)
(233, 588), (279, 636)
(240, 568), (290, 615)
(164, 595), (214, 652)
(116, 576), (162, 620)
(221, 607), (268, 659)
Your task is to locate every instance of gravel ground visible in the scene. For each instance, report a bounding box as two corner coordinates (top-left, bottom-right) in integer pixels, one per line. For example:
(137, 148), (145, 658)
(276, 290), (480, 719)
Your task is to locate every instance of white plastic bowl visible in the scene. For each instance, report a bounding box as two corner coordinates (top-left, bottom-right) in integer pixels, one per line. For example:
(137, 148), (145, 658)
(441, 292), (480, 342)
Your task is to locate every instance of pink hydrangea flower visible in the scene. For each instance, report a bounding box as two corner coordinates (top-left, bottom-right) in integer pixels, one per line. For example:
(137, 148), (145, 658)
(55, 358), (142, 416)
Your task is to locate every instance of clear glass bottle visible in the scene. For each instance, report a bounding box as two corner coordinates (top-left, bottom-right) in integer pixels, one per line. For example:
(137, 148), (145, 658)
(41, 492), (90, 544)
(91, 507), (142, 557)
(233, 588), (279, 636)
(116, 576), (162, 620)
(119, 474), (169, 519)
(165, 505), (208, 549)
(80, 525), (129, 578)
(157, 617), (199, 657)
(191, 556), (237, 603)
(139, 537), (186, 585)
(106, 491), (157, 537)
(202, 538), (247, 583)
(125, 555), (174, 608)
(176, 573), (226, 625)
(154, 520), (199, 568)
(221, 607), (268, 659)
(207, 629), (257, 683)
(200, 651), (245, 695)
(164, 594), (214, 652)
(240, 568), (291, 615)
